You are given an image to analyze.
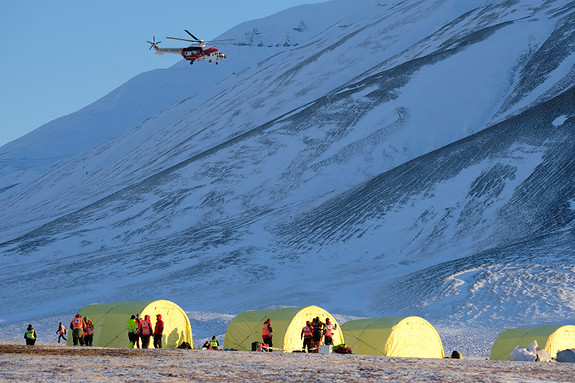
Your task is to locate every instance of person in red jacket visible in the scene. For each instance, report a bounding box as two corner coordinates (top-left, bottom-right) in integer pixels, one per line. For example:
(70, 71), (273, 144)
(139, 314), (154, 349)
(153, 314), (164, 348)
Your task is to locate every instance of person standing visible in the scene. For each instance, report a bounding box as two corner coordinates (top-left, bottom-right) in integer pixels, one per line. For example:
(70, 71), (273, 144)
(56, 322), (67, 343)
(83, 317), (94, 346)
(323, 318), (336, 345)
(70, 314), (85, 346)
(153, 314), (164, 348)
(139, 314), (154, 349)
(262, 319), (273, 352)
(135, 313), (143, 349)
(312, 317), (324, 353)
(24, 324), (37, 346)
(126, 315), (138, 348)
(301, 321), (313, 353)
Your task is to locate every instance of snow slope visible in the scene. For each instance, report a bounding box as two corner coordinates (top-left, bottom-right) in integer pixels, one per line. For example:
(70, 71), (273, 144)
(2, 0), (575, 357)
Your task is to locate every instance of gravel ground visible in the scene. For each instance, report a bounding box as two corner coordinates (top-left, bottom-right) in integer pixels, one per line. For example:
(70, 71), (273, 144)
(1, 342), (575, 382)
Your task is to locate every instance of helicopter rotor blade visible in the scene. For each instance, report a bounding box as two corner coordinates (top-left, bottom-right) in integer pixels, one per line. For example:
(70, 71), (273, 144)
(167, 36), (199, 43)
(205, 39), (234, 43)
(185, 30), (201, 41)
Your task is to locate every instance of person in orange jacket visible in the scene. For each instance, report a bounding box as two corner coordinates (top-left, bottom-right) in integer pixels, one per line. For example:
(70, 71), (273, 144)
(301, 321), (313, 353)
(262, 319), (273, 352)
(153, 314), (164, 348)
(56, 322), (67, 343)
(83, 317), (94, 346)
(139, 314), (154, 349)
(323, 318), (336, 346)
(70, 314), (85, 346)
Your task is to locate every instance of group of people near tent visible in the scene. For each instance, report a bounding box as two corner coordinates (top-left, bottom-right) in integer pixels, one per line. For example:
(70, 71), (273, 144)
(126, 313), (164, 348)
(25, 311), (165, 349)
(69, 314), (95, 346)
(300, 317), (336, 353)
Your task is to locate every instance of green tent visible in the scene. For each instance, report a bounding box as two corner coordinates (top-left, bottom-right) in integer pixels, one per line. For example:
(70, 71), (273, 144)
(341, 316), (444, 358)
(67, 300), (193, 348)
(490, 325), (575, 360)
(223, 305), (344, 352)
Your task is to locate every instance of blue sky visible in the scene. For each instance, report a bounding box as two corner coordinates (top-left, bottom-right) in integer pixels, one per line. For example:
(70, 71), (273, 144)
(0, 0), (326, 147)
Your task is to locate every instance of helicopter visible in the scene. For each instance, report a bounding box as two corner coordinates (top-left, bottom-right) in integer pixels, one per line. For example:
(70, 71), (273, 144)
(147, 30), (227, 65)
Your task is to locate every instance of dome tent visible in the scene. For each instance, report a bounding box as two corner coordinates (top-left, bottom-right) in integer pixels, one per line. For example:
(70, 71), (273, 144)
(490, 325), (575, 360)
(67, 300), (193, 348)
(341, 316), (444, 358)
(223, 305), (344, 352)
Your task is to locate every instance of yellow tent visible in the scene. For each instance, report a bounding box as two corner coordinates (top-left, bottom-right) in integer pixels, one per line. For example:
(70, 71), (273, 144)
(341, 316), (444, 358)
(223, 305), (344, 352)
(490, 325), (575, 360)
(67, 300), (193, 348)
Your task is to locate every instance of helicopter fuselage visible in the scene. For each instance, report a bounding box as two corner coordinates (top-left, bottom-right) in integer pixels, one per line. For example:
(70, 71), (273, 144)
(148, 33), (226, 65)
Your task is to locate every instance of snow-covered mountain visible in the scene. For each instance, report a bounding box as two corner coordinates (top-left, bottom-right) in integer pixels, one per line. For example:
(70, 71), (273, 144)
(2, 0), (575, 355)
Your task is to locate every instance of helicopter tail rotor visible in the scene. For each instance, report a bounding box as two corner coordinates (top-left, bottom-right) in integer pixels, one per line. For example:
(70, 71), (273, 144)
(147, 36), (162, 50)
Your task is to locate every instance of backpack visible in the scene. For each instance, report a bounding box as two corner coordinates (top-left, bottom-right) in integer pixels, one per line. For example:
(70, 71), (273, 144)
(333, 344), (352, 354)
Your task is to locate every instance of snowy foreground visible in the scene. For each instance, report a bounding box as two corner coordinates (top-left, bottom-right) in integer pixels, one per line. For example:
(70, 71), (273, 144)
(1, 343), (573, 383)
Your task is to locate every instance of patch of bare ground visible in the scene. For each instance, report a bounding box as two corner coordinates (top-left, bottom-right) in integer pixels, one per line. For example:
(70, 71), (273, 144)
(1, 343), (574, 382)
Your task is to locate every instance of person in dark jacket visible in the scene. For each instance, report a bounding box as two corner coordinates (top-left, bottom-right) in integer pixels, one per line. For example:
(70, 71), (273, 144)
(312, 317), (324, 353)
(24, 324), (37, 346)
(153, 314), (164, 348)
(135, 313), (142, 349)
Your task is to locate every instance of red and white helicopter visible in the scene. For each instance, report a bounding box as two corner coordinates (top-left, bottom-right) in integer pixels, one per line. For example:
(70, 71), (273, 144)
(148, 30), (227, 65)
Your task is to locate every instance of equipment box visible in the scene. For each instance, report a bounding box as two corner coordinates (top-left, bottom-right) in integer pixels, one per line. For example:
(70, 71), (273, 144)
(318, 345), (333, 354)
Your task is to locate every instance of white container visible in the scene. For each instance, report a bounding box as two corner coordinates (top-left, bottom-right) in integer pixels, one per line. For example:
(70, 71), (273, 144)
(318, 345), (333, 354)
